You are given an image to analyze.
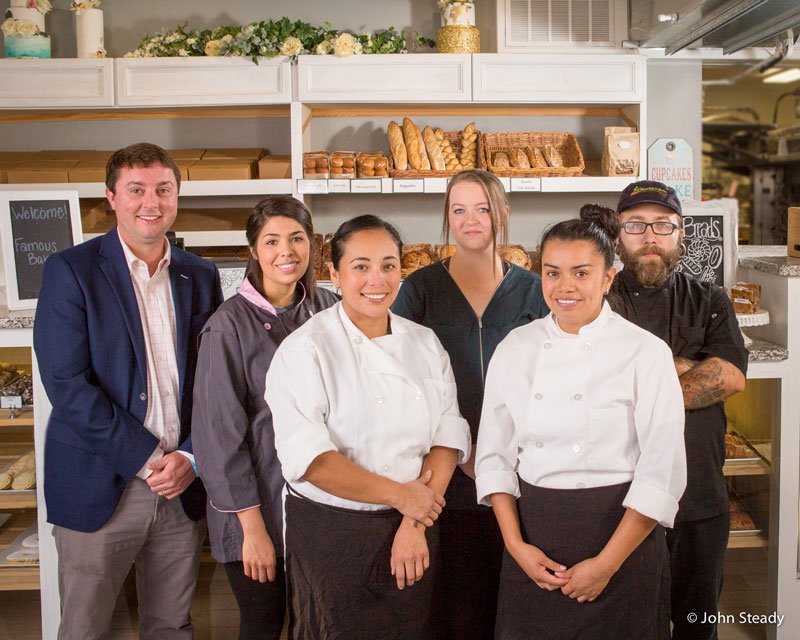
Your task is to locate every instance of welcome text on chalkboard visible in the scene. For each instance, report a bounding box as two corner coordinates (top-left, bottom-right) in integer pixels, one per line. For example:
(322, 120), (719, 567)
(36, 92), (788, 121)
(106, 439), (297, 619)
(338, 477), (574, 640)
(1, 191), (83, 310)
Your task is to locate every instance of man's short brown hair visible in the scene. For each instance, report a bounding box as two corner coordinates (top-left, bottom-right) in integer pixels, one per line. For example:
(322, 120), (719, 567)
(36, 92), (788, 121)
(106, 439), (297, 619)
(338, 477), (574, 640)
(105, 143), (181, 194)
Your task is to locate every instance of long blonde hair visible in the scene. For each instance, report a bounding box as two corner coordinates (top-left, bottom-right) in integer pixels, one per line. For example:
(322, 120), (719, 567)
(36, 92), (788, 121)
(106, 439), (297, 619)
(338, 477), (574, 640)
(441, 169), (510, 255)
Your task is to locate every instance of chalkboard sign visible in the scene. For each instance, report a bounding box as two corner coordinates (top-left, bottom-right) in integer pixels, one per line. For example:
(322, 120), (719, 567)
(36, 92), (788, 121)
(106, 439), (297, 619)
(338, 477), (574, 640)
(675, 199), (738, 289)
(0, 191), (83, 310)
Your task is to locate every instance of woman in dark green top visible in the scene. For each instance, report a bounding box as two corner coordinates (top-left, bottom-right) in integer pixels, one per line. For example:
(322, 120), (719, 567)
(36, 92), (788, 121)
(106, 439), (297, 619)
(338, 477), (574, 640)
(392, 169), (547, 640)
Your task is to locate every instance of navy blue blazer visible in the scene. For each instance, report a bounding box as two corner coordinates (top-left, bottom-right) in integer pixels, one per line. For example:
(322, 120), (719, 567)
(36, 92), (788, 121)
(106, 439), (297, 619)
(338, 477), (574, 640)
(34, 228), (223, 532)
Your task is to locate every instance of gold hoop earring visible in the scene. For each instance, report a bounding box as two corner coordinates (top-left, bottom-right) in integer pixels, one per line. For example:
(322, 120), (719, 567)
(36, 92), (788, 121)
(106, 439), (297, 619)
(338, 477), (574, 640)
(678, 242), (687, 258)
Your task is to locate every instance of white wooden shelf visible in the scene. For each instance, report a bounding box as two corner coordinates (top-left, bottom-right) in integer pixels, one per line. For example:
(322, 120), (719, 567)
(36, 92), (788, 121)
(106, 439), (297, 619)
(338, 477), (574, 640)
(115, 57), (292, 107)
(0, 59), (114, 109)
(296, 175), (640, 195)
(0, 180), (292, 199)
(84, 229), (246, 247)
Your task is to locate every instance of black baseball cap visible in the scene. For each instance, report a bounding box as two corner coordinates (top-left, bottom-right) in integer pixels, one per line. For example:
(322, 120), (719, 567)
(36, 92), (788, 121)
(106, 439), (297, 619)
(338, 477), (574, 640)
(617, 180), (682, 216)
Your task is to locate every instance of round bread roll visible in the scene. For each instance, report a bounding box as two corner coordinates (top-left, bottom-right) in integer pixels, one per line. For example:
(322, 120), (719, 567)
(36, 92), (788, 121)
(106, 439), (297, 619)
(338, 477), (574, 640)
(331, 157), (344, 167)
(303, 158), (316, 169)
(0, 472), (11, 490)
(343, 158), (355, 169)
(499, 244), (532, 270)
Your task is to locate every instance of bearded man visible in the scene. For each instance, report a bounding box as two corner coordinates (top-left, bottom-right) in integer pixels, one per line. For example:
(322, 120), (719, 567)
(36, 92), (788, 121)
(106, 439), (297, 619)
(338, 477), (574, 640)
(608, 181), (748, 640)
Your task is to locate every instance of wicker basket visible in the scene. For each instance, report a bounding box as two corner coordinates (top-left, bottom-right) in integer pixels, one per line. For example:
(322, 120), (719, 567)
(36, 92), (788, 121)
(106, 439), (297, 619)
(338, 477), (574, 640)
(479, 131), (584, 177)
(390, 129), (480, 178)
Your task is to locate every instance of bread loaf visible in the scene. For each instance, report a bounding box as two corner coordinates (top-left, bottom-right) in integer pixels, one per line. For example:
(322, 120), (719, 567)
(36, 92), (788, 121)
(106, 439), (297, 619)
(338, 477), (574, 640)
(529, 146), (548, 169)
(513, 148), (531, 169)
(544, 145), (564, 168)
(388, 121), (408, 171)
(493, 151), (511, 169)
(422, 126), (446, 171)
(436, 129), (462, 171)
(401, 244), (437, 271)
(499, 245), (532, 270)
(403, 117), (424, 170)
(459, 122), (478, 169)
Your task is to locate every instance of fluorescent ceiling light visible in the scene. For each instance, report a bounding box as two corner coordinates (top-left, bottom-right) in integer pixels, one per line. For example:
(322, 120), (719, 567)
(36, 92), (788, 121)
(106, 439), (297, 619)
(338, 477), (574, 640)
(763, 68), (800, 83)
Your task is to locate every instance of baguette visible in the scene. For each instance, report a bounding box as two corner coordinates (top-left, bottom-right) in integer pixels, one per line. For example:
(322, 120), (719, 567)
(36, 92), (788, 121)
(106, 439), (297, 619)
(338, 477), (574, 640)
(402, 117), (424, 170)
(387, 121), (408, 171)
(416, 123), (431, 170)
(423, 126), (446, 171)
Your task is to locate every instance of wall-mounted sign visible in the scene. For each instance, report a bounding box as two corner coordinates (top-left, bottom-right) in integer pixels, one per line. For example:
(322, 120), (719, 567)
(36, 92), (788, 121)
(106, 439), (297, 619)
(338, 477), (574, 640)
(676, 198), (739, 289)
(648, 138), (693, 200)
(0, 191), (83, 310)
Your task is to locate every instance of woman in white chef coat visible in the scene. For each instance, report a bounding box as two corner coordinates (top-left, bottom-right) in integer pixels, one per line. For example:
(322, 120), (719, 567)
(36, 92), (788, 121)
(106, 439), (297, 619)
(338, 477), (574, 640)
(475, 205), (687, 640)
(265, 214), (471, 639)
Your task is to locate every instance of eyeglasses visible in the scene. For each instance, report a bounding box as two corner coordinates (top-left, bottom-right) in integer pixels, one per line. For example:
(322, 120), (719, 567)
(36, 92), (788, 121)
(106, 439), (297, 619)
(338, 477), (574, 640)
(621, 221), (681, 235)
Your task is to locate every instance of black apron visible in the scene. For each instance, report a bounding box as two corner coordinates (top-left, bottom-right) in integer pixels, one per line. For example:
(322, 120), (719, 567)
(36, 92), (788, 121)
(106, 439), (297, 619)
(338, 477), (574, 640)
(495, 480), (670, 640)
(285, 490), (440, 640)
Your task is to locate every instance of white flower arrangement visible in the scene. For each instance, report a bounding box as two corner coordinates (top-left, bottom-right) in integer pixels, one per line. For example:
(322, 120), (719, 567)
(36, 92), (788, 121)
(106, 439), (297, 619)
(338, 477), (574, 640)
(26, 0), (52, 14)
(2, 16), (44, 37)
(126, 19), (432, 63)
(70, 0), (101, 14)
(279, 36), (303, 57)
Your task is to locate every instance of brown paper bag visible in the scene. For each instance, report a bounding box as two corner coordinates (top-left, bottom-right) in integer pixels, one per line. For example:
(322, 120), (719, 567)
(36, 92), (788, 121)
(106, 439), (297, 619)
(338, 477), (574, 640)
(602, 127), (640, 177)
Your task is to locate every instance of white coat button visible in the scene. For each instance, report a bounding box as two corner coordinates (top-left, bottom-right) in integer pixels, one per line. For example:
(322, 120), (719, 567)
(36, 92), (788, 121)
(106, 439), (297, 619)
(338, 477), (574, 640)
(573, 393), (582, 401)
(543, 342), (552, 350)
(140, 392), (147, 401)
(572, 444), (581, 453)
(383, 465), (390, 472)
(414, 392), (422, 400)
(534, 393), (543, 400)
(375, 396), (384, 404)
(354, 336), (363, 344)
(577, 482), (586, 489)
(535, 441), (544, 448)
(584, 343), (591, 351)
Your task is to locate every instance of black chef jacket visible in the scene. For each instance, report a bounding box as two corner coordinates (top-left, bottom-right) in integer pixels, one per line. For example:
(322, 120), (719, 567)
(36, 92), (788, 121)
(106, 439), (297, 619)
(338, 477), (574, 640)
(609, 268), (748, 522)
(393, 261), (548, 509)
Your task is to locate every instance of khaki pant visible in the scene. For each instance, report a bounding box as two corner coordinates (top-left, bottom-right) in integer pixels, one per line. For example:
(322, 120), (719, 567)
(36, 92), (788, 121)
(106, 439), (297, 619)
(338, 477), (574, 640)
(54, 478), (205, 640)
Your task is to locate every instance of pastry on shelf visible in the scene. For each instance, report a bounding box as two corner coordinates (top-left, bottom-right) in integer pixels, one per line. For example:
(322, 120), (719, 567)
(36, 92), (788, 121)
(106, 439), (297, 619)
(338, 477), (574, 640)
(435, 244), (457, 261)
(730, 510), (757, 531)
(725, 432), (754, 459)
(329, 152), (356, 179)
(730, 282), (761, 314)
(0, 450), (35, 491)
(499, 244), (532, 271)
(401, 244), (437, 272)
(303, 152), (330, 179)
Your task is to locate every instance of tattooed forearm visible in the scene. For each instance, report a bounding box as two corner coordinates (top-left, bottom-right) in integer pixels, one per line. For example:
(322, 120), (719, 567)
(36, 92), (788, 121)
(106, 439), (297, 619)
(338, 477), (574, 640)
(679, 356), (746, 410)
(674, 356), (700, 377)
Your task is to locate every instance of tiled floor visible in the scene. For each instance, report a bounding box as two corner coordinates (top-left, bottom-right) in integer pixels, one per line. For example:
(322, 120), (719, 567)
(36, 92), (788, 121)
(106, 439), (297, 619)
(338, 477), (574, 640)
(0, 549), (770, 640)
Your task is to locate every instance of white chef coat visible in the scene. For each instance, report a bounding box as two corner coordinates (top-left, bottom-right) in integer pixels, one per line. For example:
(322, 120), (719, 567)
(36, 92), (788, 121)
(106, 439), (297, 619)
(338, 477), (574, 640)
(475, 302), (686, 528)
(265, 302), (471, 511)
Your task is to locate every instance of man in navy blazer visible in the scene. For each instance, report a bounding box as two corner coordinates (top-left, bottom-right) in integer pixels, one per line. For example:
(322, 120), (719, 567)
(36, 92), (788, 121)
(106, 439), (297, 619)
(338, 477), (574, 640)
(34, 143), (222, 639)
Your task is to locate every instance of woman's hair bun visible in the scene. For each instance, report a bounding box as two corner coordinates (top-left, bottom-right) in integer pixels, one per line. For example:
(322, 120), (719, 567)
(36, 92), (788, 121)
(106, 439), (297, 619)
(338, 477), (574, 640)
(579, 203), (620, 240)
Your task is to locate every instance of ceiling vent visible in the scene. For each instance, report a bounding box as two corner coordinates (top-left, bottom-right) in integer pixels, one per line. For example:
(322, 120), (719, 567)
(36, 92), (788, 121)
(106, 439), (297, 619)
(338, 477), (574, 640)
(498, 0), (627, 51)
